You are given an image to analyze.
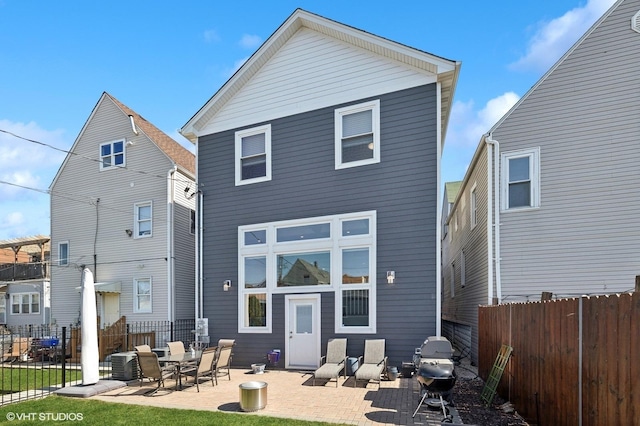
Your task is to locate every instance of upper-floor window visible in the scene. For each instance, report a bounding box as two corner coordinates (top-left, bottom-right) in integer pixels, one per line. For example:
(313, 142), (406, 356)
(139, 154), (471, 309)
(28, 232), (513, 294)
(11, 293), (40, 315)
(501, 148), (540, 211)
(135, 201), (152, 238)
(190, 209), (196, 235)
(335, 100), (380, 169)
(58, 241), (69, 266)
(235, 124), (271, 186)
(100, 140), (125, 170)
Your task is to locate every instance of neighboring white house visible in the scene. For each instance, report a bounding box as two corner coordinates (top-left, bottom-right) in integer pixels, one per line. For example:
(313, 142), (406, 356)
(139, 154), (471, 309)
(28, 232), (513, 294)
(0, 236), (51, 326)
(442, 0), (640, 363)
(50, 92), (196, 328)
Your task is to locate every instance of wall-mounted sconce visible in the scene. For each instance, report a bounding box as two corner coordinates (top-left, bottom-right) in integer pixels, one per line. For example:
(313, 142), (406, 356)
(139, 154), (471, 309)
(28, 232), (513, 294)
(223, 280), (232, 292)
(4, 293), (9, 299)
(125, 229), (133, 237)
(386, 271), (395, 284)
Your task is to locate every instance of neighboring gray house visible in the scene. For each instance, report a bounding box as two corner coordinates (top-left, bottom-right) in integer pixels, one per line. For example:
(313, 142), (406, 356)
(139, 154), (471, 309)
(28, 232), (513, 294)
(50, 92), (196, 328)
(442, 0), (640, 363)
(0, 236), (51, 326)
(181, 9), (460, 368)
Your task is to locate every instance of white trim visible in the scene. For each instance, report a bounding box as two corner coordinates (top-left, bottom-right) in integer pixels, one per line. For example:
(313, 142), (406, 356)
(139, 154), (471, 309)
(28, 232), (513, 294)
(335, 100), (380, 170)
(235, 124), (272, 186)
(9, 292), (40, 315)
(99, 139), (126, 171)
(238, 211), (377, 334)
(134, 201), (153, 238)
(133, 277), (152, 313)
(501, 147), (540, 212)
(633, 10), (640, 34)
(470, 182), (478, 229)
(58, 241), (69, 266)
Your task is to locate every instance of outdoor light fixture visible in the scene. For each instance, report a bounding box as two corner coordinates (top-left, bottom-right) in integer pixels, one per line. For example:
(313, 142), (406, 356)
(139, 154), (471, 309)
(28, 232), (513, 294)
(125, 229), (133, 237)
(223, 280), (232, 291)
(387, 271), (395, 284)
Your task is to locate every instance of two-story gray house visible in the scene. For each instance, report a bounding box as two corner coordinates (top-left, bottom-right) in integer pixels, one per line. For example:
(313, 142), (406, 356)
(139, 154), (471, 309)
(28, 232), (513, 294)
(442, 0), (640, 364)
(181, 9), (460, 368)
(50, 92), (196, 329)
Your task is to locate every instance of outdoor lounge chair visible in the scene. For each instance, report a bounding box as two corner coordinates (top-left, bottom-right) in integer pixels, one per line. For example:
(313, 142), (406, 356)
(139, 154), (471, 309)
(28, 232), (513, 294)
(181, 346), (218, 392)
(313, 338), (347, 387)
(213, 345), (233, 381)
(354, 339), (387, 389)
(136, 351), (176, 396)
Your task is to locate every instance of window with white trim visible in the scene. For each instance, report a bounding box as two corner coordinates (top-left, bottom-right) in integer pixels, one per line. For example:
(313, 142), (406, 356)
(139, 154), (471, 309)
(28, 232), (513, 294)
(58, 241), (69, 266)
(501, 148), (540, 211)
(335, 100), (380, 169)
(10, 293), (40, 315)
(450, 263), (455, 298)
(134, 278), (152, 313)
(235, 124), (271, 185)
(100, 139), (125, 170)
(470, 184), (478, 229)
(134, 201), (152, 238)
(238, 211), (376, 334)
(461, 251), (466, 288)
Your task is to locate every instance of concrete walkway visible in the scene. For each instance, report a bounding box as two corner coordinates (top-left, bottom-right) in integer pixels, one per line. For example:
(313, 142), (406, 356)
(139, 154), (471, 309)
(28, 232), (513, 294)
(88, 368), (464, 425)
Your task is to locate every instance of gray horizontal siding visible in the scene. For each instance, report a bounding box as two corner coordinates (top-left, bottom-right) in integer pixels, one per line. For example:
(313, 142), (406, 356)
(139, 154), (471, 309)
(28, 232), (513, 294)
(198, 84), (439, 367)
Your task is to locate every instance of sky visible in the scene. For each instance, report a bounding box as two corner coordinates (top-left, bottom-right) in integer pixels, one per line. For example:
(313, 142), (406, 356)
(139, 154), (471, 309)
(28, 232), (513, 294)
(0, 0), (618, 240)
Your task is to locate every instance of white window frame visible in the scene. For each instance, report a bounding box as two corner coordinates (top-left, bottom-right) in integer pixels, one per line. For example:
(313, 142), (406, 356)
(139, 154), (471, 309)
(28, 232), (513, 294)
(238, 211), (377, 334)
(58, 241), (69, 266)
(235, 124), (271, 186)
(100, 139), (126, 171)
(501, 147), (540, 211)
(470, 183), (478, 229)
(461, 251), (466, 288)
(10, 292), (40, 315)
(450, 263), (455, 298)
(133, 277), (152, 313)
(134, 201), (153, 238)
(335, 100), (380, 169)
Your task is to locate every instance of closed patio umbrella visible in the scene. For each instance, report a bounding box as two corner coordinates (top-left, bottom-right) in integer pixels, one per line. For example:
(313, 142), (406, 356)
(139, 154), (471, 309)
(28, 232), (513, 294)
(81, 267), (99, 385)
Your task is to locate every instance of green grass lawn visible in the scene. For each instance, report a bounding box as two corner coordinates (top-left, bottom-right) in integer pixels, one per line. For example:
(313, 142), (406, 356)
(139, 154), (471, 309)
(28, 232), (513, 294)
(1, 368), (82, 394)
(0, 395), (343, 425)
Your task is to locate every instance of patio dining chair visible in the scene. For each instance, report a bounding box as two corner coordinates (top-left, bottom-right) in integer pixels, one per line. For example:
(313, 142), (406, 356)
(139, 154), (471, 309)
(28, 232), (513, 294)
(167, 341), (185, 355)
(354, 339), (387, 389)
(136, 351), (176, 396)
(213, 345), (233, 381)
(134, 344), (151, 353)
(313, 338), (347, 387)
(181, 346), (218, 392)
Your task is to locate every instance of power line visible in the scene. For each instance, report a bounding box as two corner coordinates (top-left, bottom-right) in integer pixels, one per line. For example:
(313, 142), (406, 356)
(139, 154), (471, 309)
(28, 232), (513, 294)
(0, 128), (195, 186)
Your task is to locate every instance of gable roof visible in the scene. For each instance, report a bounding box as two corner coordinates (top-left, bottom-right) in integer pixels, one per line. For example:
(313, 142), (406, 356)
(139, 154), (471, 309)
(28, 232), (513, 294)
(51, 93), (195, 190)
(181, 8), (460, 145)
(106, 93), (195, 175)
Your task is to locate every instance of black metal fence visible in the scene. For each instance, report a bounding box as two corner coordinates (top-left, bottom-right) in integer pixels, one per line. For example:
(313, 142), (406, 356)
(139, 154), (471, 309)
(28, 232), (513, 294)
(0, 319), (195, 406)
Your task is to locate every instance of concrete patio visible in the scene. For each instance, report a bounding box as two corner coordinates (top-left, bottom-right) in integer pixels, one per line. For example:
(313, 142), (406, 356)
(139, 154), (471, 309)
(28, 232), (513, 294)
(88, 367), (466, 425)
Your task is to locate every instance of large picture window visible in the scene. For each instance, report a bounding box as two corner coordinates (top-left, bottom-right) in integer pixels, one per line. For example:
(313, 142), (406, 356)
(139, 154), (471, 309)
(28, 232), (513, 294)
(238, 211), (376, 334)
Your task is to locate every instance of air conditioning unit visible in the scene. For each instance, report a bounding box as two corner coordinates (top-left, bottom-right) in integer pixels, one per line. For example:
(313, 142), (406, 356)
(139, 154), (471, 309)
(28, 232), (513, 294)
(111, 351), (138, 381)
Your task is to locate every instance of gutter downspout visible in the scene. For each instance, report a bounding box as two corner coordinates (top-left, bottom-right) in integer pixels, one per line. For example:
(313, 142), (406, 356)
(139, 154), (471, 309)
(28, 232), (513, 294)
(167, 167), (177, 321)
(485, 138), (494, 305)
(485, 134), (502, 304)
(435, 81), (443, 336)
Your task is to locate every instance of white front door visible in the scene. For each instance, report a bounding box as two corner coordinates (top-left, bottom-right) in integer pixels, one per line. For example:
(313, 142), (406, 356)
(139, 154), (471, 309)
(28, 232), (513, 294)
(285, 294), (320, 369)
(101, 293), (120, 327)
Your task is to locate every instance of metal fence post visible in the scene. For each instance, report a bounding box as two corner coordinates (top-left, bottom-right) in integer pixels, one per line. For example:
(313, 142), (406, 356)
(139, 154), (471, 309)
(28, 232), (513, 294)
(61, 326), (67, 387)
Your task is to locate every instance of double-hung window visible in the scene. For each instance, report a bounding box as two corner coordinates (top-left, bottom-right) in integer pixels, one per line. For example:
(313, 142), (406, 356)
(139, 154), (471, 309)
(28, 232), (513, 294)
(11, 293), (40, 315)
(470, 184), (478, 229)
(238, 211), (376, 334)
(58, 241), (69, 266)
(134, 278), (152, 313)
(335, 100), (380, 169)
(501, 148), (540, 211)
(235, 124), (271, 185)
(134, 201), (152, 238)
(100, 139), (125, 170)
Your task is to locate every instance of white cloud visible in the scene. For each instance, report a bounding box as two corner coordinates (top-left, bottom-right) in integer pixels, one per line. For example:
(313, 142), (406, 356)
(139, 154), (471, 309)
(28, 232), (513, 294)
(238, 34), (262, 49)
(203, 29), (220, 43)
(510, 0), (617, 73)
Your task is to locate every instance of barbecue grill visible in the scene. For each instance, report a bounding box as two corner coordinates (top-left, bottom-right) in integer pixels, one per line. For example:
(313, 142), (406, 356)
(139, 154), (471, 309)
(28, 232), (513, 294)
(411, 336), (457, 422)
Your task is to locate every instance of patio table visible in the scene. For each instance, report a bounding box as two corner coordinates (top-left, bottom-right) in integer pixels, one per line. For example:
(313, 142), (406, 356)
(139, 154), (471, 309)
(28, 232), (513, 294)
(157, 350), (201, 390)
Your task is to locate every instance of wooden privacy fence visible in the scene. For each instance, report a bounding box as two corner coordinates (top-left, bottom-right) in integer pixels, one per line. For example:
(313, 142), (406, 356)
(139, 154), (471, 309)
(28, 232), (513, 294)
(478, 292), (640, 426)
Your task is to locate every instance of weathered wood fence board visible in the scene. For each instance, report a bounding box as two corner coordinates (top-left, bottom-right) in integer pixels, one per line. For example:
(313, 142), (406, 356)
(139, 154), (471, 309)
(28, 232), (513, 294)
(479, 293), (639, 426)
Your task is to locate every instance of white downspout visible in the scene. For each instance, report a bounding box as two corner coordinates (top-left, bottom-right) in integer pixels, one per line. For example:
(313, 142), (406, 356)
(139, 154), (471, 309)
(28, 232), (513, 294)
(435, 81), (443, 336)
(167, 167), (176, 321)
(485, 134), (502, 303)
(198, 189), (204, 322)
(485, 139), (494, 305)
